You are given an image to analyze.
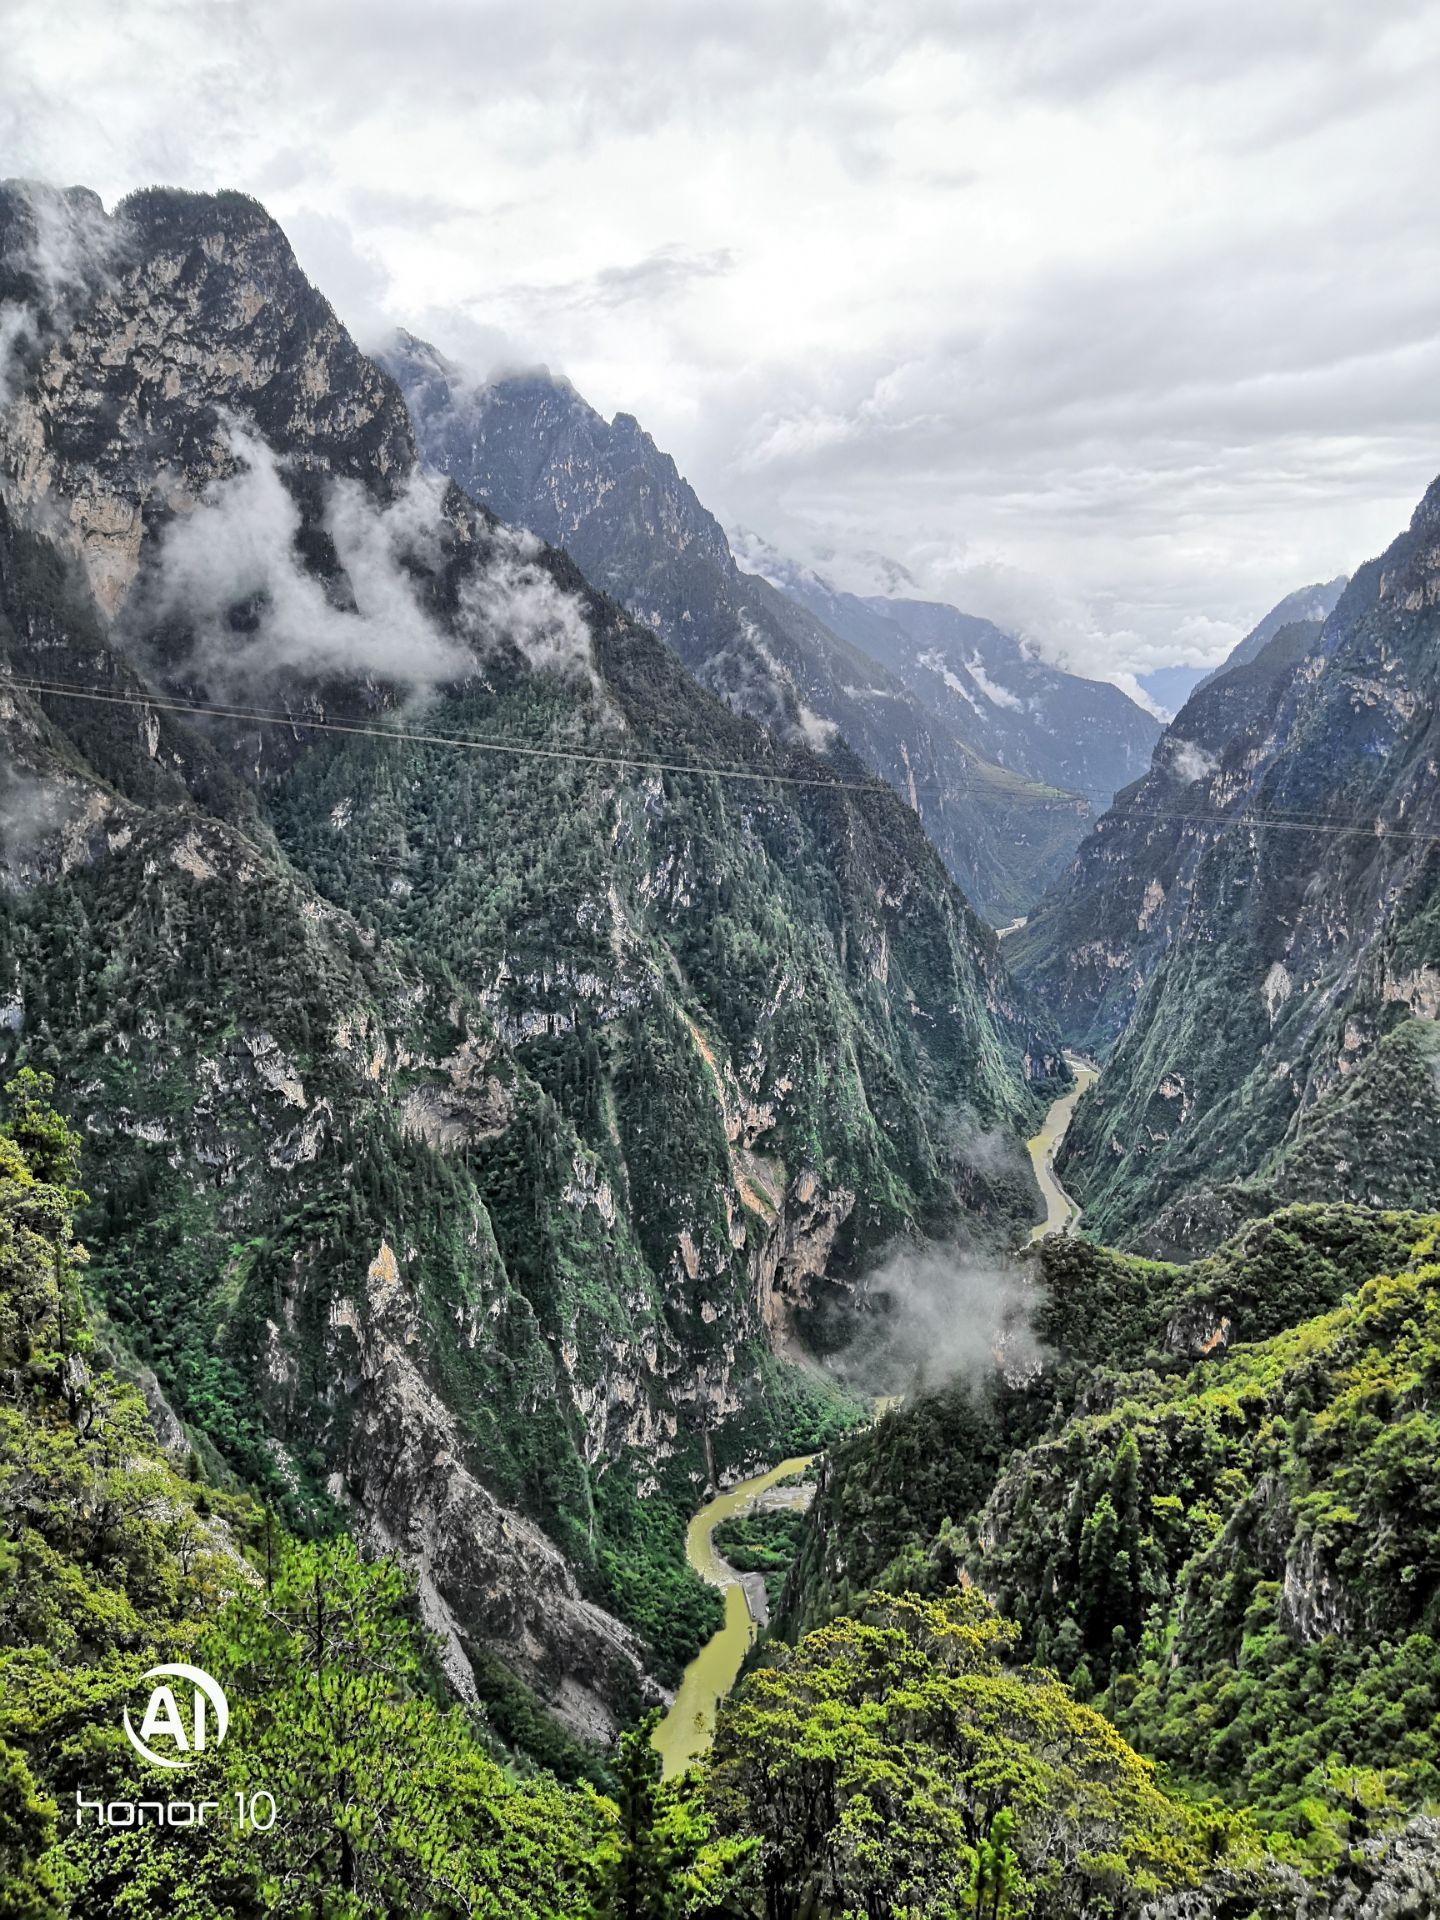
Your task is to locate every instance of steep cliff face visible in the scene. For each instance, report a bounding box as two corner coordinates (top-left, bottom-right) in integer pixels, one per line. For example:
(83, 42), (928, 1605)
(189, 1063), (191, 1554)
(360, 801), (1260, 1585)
(1011, 517), (1440, 1248)
(0, 183), (414, 617)
(0, 181), (1058, 1740)
(1008, 612), (1330, 1054)
(380, 333), (1086, 920)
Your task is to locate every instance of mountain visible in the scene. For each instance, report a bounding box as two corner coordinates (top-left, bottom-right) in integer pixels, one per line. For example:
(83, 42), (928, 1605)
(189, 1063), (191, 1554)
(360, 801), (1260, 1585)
(736, 536), (1162, 814)
(0, 1086), (1211, 1920)
(1195, 576), (1348, 692)
(378, 333), (1091, 920)
(1010, 524), (1440, 1251)
(0, 180), (1060, 1741)
(6, 1066), (1437, 1920)
(775, 1201), (1440, 1874)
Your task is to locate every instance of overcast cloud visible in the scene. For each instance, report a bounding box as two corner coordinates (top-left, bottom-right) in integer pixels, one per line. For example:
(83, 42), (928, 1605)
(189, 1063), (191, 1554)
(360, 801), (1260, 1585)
(6, 0), (1440, 686)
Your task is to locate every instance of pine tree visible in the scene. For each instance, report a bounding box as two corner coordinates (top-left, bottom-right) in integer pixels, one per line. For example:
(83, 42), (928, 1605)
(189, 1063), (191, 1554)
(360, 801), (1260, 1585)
(594, 1710), (680, 1920)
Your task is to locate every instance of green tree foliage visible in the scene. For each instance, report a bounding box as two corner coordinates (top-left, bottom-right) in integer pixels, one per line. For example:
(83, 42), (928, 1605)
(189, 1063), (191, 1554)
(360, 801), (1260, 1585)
(0, 1740), (62, 1920)
(0, 1076), (609, 1918)
(710, 1509), (804, 1615)
(704, 1590), (1202, 1920)
(591, 1709), (683, 1920)
(974, 1221), (1440, 1851)
(778, 1379), (1005, 1637)
(203, 1537), (608, 1918)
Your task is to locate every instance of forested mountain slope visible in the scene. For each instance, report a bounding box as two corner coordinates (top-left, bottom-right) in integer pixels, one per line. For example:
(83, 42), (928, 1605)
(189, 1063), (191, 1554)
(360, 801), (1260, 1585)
(1011, 493), (1440, 1251)
(0, 178), (1059, 1738)
(0, 1080), (1217, 1919)
(6, 1070), (1433, 1920)
(775, 1202), (1440, 1896)
(380, 332), (1088, 918)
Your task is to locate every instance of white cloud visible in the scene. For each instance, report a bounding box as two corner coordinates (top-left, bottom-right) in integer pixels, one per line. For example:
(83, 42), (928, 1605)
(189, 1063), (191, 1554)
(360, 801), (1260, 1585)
(834, 1240), (1043, 1395)
(795, 701), (838, 750)
(964, 655), (1022, 711)
(0, 179), (118, 404)
(5, 2), (1440, 678)
(1169, 738), (1219, 784)
(148, 429), (469, 691)
(459, 522), (597, 681)
(144, 428), (596, 692)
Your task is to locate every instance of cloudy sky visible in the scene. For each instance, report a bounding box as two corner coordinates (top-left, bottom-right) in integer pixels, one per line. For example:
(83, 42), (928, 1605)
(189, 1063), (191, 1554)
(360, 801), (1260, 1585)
(7, 1), (1440, 695)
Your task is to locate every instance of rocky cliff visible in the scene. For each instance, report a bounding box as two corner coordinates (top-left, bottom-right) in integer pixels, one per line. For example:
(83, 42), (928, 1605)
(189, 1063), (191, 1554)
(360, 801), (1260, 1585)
(1011, 522), (1440, 1249)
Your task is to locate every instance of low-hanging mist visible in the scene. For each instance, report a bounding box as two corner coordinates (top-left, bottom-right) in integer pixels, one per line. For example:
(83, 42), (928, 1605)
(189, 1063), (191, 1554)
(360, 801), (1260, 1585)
(830, 1241), (1043, 1399)
(133, 427), (599, 701)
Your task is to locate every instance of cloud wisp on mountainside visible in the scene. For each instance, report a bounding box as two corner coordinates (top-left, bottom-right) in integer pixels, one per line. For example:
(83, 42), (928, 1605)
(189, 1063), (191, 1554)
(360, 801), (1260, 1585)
(135, 429), (599, 698)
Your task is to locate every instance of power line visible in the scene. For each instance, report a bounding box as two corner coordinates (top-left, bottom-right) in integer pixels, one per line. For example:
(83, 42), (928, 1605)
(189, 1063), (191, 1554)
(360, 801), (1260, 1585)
(8, 669), (1440, 849)
(4, 672), (910, 799)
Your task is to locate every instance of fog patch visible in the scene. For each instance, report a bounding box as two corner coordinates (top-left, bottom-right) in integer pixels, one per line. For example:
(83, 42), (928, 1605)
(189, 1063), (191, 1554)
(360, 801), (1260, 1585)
(965, 654), (1023, 711)
(795, 701), (838, 750)
(459, 521), (597, 682)
(0, 180), (118, 409)
(144, 428), (472, 696)
(921, 555), (1166, 717)
(0, 304), (34, 411)
(0, 765), (77, 879)
(831, 1242), (1041, 1398)
(944, 1116), (1027, 1183)
(1169, 738), (1219, 785)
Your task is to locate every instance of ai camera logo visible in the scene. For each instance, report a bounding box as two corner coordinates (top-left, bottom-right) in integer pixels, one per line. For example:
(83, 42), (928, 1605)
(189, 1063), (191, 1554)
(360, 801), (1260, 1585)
(78, 1661), (273, 1831)
(122, 1663), (229, 1769)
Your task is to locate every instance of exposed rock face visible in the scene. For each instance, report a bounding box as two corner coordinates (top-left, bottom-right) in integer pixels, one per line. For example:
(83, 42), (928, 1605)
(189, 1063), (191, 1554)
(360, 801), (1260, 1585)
(0, 181), (1059, 1740)
(752, 1171), (856, 1353)
(130, 1363), (189, 1457)
(1010, 612), (1331, 1055)
(380, 332), (1093, 921)
(1164, 1303), (1231, 1359)
(1012, 519), (1440, 1247)
(1, 181), (414, 614)
(1278, 1532), (1352, 1645)
(324, 1240), (659, 1739)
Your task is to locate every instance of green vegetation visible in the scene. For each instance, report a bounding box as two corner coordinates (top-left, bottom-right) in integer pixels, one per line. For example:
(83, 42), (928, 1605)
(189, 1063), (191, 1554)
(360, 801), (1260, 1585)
(778, 1381), (1005, 1638)
(0, 1076), (1203, 1916)
(3, 1024), (1437, 1916)
(710, 1509), (804, 1613)
(706, 1592), (1203, 1919)
(778, 1203), (1440, 1887)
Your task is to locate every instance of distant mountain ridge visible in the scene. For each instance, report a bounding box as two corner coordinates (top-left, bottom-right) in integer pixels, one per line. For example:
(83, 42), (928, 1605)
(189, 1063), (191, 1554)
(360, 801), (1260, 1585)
(733, 531), (1163, 814)
(380, 332), (1116, 919)
(1195, 575), (1348, 692)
